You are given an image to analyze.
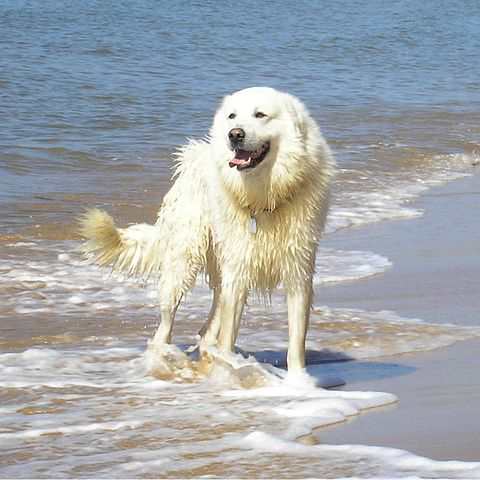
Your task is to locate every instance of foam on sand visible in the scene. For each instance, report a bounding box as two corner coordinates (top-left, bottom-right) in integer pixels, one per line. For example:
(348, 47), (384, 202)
(327, 152), (476, 233)
(1, 343), (479, 478)
(240, 431), (480, 479)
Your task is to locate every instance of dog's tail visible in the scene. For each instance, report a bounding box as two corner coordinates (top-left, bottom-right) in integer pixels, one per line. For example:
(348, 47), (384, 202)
(78, 208), (163, 279)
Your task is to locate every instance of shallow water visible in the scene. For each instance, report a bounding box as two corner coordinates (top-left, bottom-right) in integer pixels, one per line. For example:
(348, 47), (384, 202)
(1, 0), (480, 477)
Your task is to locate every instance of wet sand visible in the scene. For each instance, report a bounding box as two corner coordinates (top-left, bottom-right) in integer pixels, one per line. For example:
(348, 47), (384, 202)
(317, 171), (480, 461)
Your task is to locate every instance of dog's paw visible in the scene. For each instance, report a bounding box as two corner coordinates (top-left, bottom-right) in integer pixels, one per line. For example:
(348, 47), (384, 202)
(145, 343), (195, 382)
(283, 369), (320, 389)
(199, 347), (282, 389)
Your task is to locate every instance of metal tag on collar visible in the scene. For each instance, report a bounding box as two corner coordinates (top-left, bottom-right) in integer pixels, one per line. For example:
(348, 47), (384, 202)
(249, 214), (257, 235)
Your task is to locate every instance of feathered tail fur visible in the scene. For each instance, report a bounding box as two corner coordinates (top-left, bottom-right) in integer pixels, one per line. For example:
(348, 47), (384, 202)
(79, 208), (164, 280)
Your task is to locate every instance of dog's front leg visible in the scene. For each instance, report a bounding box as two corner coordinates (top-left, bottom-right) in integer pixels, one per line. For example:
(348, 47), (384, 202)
(216, 284), (247, 352)
(286, 281), (313, 371)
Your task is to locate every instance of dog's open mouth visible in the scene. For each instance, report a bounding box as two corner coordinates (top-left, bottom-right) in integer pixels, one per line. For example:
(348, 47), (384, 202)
(228, 142), (270, 171)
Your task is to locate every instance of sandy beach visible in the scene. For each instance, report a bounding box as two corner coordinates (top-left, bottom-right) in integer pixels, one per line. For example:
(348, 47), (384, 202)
(318, 170), (480, 462)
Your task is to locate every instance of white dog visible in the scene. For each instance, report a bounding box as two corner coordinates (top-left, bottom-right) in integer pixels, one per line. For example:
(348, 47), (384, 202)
(80, 87), (335, 372)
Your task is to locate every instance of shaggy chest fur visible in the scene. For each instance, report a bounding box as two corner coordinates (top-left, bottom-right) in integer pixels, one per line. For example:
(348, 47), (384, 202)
(208, 194), (320, 292)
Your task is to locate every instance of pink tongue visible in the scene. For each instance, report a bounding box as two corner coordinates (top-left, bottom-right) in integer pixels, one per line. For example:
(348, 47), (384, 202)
(229, 150), (251, 168)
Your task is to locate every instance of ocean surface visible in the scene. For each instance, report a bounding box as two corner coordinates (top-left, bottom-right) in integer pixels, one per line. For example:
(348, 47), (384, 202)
(1, 0), (480, 478)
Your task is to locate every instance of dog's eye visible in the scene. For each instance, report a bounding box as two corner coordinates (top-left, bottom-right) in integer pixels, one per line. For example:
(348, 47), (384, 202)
(228, 113), (236, 120)
(255, 111), (267, 118)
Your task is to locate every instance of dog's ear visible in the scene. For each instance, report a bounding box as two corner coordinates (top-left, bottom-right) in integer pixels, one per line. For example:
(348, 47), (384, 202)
(209, 94), (231, 137)
(217, 94), (230, 112)
(284, 94), (308, 139)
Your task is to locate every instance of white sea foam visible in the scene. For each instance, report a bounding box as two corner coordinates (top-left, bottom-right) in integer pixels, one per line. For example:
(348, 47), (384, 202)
(240, 431), (480, 479)
(328, 182), (424, 233)
(0, 343), (478, 478)
(327, 153), (474, 233)
(0, 241), (391, 320)
(0, 420), (144, 440)
(315, 247), (392, 284)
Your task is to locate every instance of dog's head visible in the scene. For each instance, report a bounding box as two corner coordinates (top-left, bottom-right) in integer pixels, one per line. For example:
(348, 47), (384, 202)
(209, 87), (325, 209)
(211, 87), (312, 171)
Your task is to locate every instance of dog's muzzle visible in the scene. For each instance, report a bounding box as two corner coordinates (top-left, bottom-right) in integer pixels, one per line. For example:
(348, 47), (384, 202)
(228, 138), (271, 171)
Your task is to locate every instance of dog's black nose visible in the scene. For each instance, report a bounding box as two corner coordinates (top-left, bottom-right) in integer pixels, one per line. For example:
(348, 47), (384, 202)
(228, 128), (246, 144)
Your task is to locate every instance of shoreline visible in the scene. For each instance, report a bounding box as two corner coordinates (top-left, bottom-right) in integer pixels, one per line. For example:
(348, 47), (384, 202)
(315, 171), (480, 461)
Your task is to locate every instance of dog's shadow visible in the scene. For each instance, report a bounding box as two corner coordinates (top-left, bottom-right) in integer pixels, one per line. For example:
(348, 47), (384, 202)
(243, 348), (415, 388)
(170, 345), (415, 388)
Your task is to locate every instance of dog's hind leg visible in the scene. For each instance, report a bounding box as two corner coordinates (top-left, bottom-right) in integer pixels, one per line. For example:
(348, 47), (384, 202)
(152, 297), (182, 345)
(147, 289), (192, 380)
(151, 273), (188, 346)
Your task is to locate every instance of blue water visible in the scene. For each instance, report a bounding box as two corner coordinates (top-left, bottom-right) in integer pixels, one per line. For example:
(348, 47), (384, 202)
(0, 0), (479, 218)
